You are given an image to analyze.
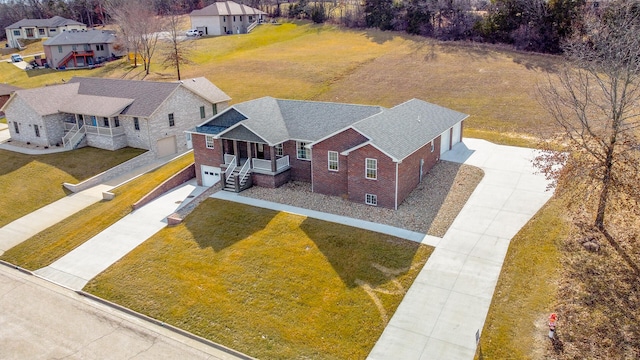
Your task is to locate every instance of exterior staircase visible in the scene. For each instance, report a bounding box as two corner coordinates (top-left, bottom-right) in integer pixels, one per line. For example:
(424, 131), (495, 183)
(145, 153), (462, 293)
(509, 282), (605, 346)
(222, 160), (252, 192)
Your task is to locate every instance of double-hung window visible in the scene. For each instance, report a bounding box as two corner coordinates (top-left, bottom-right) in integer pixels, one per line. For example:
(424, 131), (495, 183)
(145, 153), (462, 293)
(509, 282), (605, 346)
(206, 135), (215, 149)
(365, 158), (377, 180)
(168, 113), (175, 127)
(212, 103), (218, 115)
(297, 141), (310, 160)
(328, 151), (338, 171)
(200, 106), (206, 119)
(134, 117), (140, 130)
(275, 143), (283, 157)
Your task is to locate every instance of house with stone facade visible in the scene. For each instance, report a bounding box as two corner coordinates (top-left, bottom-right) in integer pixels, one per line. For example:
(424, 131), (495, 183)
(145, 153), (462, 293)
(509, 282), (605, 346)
(43, 29), (123, 69)
(1, 77), (230, 157)
(5, 16), (86, 48)
(189, 1), (266, 36)
(190, 97), (467, 209)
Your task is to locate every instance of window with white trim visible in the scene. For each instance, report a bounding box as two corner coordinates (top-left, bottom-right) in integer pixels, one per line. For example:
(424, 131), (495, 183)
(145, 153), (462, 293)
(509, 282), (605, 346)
(206, 135), (215, 149)
(328, 151), (338, 171)
(275, 143), (283, 157)
(365, 194), (378, 206)
(365, 158), (377, 179)
(430, 140), (434, 152)
(297, 141), (311, 160)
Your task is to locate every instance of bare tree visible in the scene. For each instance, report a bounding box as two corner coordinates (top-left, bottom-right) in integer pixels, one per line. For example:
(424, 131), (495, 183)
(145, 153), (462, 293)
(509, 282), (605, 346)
(536, 1), (640, 233)
(161, 9), (193, 80)
(106, 0), (161, 75)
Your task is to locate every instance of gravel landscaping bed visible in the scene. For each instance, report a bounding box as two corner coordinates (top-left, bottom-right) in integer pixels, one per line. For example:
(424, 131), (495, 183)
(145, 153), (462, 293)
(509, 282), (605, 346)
(241, 161), (484, 237)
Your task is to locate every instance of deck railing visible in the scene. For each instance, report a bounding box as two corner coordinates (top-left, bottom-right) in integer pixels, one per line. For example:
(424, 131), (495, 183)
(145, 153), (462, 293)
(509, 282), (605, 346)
(224, 154), (236, 165)
(85, 125), (125, 137)
(237, 160), (251, 185)
(252, 158), (271, 171)
(224, 155), (237, 182)
(276, 155), (290, 171)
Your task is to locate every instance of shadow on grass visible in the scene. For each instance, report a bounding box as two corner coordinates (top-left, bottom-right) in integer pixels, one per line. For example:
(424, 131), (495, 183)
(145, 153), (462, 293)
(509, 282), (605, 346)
(0, 147), (146, 179)
(299, 217), (422, 288)
(184, 198), (277, 252)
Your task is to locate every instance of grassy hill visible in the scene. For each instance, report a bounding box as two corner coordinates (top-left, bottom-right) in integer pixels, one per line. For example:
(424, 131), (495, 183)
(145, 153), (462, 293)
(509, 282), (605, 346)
(1, 21), (560, 146)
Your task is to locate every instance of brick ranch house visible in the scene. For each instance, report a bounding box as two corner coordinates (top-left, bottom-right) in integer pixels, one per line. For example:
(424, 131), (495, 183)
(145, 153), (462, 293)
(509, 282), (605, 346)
(1, 77), (230, 157)
(190, 97), (467, 209)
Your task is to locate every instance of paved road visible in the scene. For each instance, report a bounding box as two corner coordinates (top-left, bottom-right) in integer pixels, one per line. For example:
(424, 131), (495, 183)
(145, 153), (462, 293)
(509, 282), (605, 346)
(0, 264), (247, 360)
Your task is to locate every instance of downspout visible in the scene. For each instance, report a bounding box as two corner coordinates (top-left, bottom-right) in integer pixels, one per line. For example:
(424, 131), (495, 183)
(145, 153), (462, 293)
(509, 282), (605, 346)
(394, 162), (398, 210)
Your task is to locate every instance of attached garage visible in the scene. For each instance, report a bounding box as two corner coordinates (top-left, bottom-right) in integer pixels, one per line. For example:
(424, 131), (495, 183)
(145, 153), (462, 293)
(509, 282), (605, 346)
(156, 136), (177, 157)
(440, 129), (451, 156)
(452, 122), (462, 146)
(201, 165), (221, 186)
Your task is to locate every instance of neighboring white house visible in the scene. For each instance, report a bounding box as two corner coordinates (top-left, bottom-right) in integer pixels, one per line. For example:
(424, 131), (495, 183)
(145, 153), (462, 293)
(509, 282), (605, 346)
(43, 29), (124, 69)
(4, 16), (86, 48)
(1, 77), (231, 157)
(189, 1), (266, 36)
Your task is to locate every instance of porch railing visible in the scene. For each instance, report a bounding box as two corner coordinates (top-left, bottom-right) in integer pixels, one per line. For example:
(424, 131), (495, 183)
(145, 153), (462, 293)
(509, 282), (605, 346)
(247, 20), (259, 33)
(85, 125), (125, 137)
(237, 160), (251, 185)
(224, 154), (236, 165)
(252, 158), (271, 171)
(64, 122), (76, 131)
(63, 125), (86, 149)
(224, 155), (237, 180)
(276, 155), (290, 171)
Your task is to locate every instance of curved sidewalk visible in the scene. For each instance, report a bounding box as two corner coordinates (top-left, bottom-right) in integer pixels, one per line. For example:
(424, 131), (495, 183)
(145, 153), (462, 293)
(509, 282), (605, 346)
(367, 138), (555, 359)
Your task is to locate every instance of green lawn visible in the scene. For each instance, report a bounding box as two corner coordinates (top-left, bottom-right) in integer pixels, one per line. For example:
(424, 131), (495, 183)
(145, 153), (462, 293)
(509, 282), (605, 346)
(0, 147), (145, 227)
(1, 21), (561, 142)
(476, 198), (568, 359)
(0, 152), (194, 269)
(85, 199), (433, 360)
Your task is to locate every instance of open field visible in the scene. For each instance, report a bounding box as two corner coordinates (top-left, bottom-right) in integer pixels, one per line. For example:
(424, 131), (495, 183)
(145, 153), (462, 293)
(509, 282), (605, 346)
(1, 21), (560, 146)
(0, 152), (193, 270)
(85, 199), (433, 360)
(0, 147), (145, 227)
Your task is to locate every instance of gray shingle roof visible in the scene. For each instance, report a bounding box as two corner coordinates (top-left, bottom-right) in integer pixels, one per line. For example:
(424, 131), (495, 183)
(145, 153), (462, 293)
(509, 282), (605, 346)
(190, 1), (266, 16)
(11, 83), (80, 116)
(59, 94), (134, 117)
(199, 97), (467, 162)
(68, 77), (179, 117)
(6, 16), (85, 29)
(352, 99), (468, 161)
(208, 97), (383, 145)
(180, 77), (231, 104)
(43, 29), (116, 46)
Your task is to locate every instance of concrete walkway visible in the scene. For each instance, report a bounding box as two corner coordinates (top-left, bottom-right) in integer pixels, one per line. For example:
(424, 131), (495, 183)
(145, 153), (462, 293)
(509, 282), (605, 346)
(34, 180), (207, 290)
(367, 138), (554, 359)
(0, 185), (111, 256)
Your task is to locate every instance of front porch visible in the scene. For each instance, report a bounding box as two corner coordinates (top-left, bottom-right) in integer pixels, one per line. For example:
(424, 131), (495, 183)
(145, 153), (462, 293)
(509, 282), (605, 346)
(219, 139), (290, 192)
(62, 114), (126, 150)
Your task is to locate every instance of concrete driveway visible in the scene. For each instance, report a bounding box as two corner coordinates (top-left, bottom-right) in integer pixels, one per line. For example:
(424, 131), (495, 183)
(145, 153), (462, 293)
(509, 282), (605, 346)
(368, 138), (555, 359)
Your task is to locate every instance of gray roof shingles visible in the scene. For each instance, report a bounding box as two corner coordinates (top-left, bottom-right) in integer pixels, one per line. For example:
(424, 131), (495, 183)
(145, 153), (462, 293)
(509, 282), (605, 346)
(43, 29), (116, 46)
(7, 16), (84, 29)
(352, 99), (468, 161)
(190, 1), (266, 16)
(0, 84), (22, 96)
(205, 97), (467, 161)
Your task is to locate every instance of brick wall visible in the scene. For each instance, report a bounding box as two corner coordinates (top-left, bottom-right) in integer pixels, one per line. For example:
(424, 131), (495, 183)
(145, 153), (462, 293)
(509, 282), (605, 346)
(397, 138), (440, 206)
(311, 128), (368, 197)
(252, 169), (291, 188)
(193, 134), (223, 186)
(347, 144), (396, 209)
(283, 140), (312, 182)
(132, 163), (196, 210)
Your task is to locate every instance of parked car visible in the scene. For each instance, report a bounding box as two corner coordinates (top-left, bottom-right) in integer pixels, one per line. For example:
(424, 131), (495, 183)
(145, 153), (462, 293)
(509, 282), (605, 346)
(10, 54), (23, 63)
(186, 29), (203, 36)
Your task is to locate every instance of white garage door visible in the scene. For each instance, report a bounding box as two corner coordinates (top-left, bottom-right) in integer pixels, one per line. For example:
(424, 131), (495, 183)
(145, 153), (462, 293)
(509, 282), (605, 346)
(156, 136), (177, 157)
(452, 122), (462, 146)
(440, 129), (451, 156)
(201, 165), (221, 187)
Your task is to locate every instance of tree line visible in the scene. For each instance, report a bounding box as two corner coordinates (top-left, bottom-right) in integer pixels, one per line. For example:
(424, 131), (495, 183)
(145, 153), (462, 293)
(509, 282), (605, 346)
(0, 0), (614, 54)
